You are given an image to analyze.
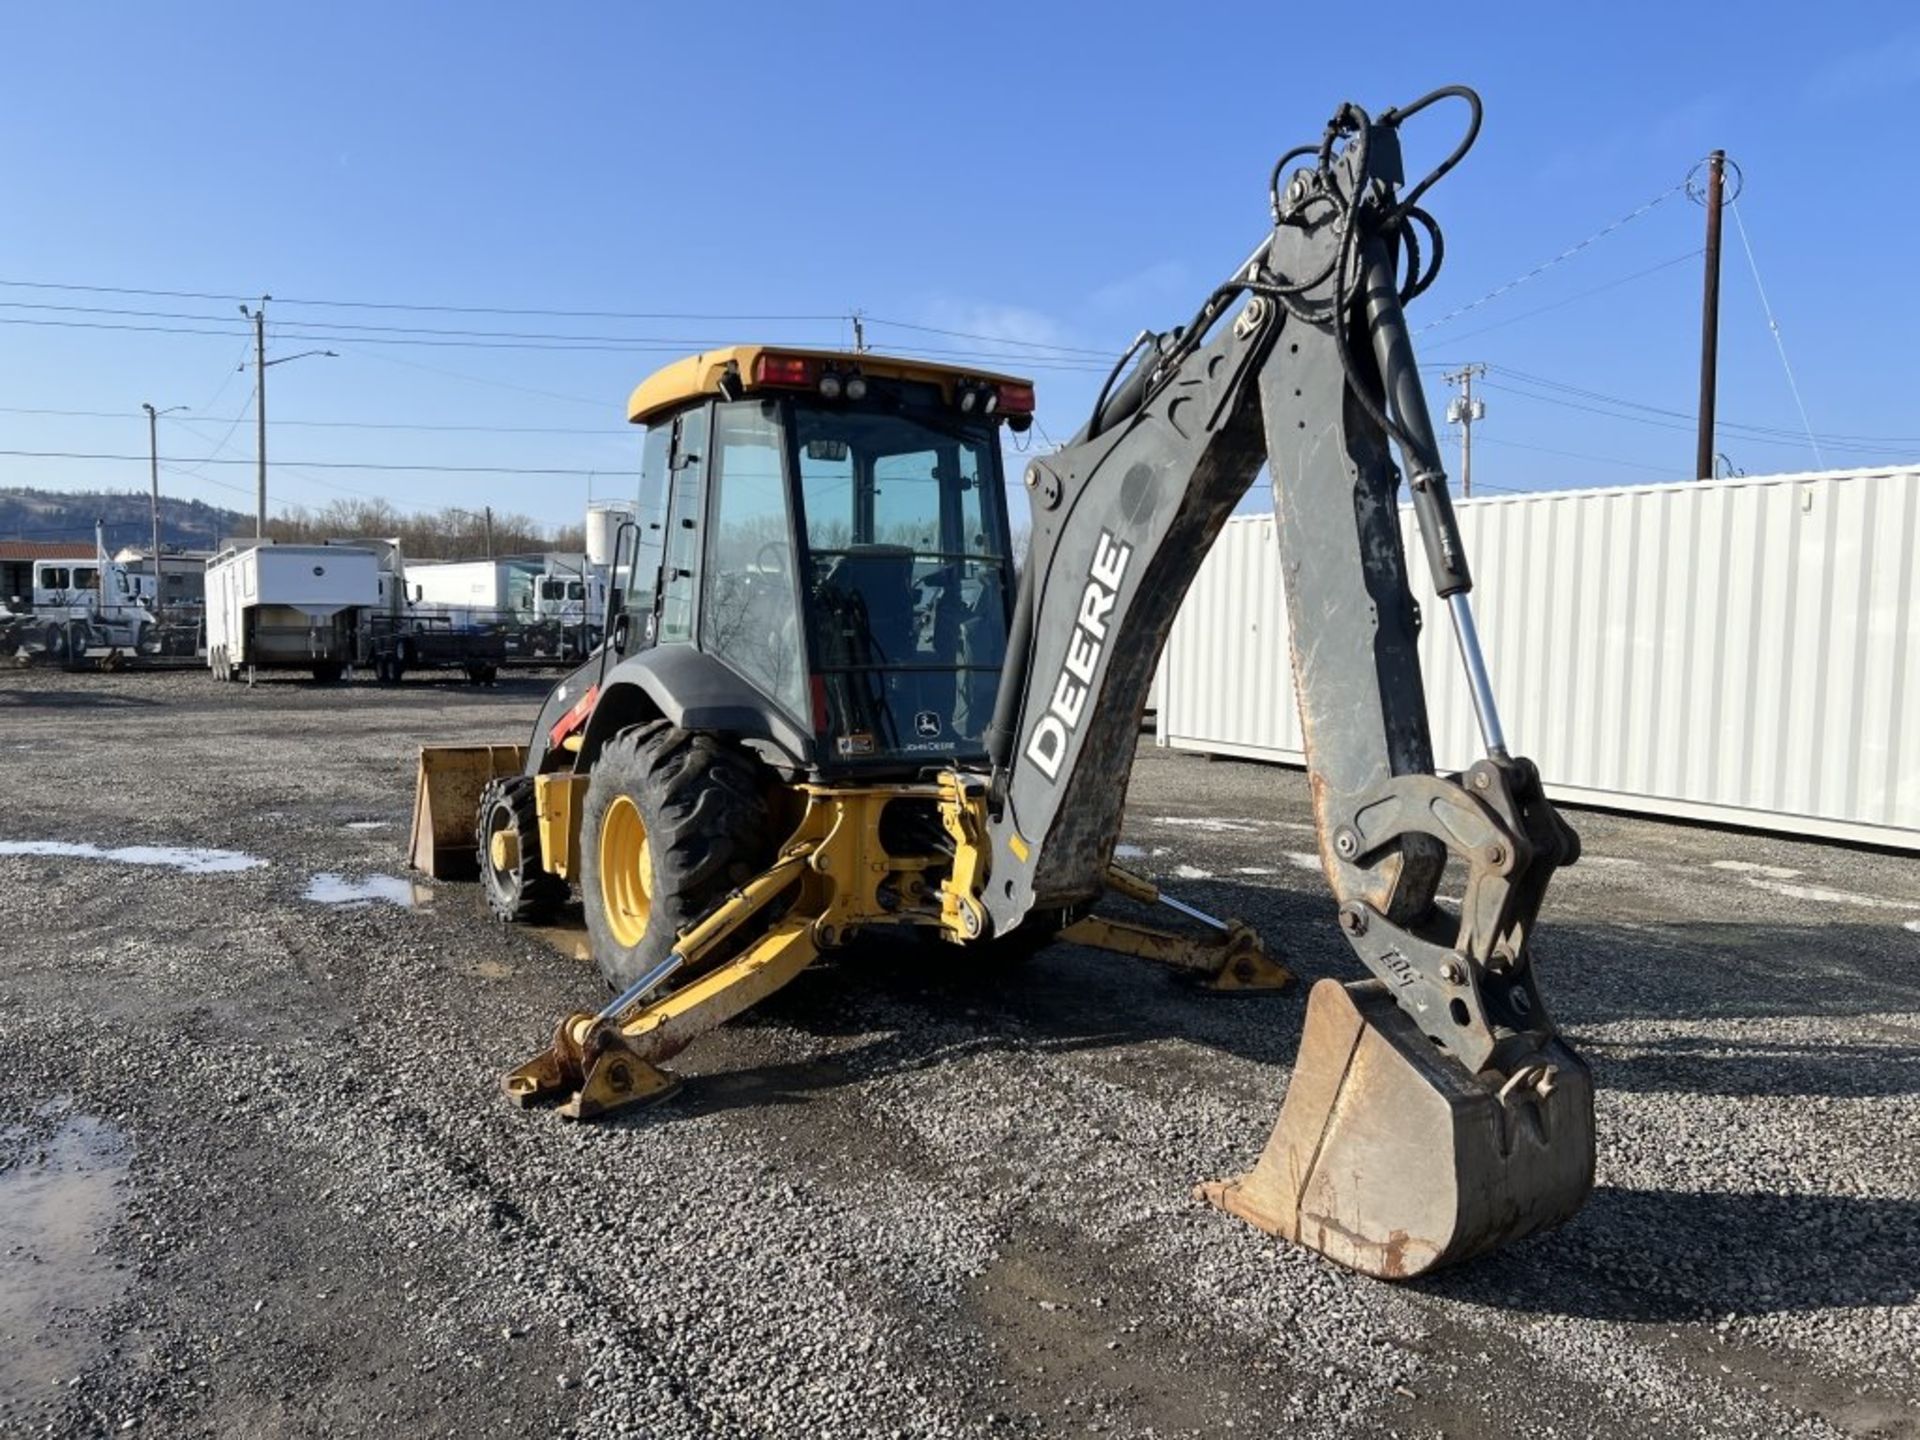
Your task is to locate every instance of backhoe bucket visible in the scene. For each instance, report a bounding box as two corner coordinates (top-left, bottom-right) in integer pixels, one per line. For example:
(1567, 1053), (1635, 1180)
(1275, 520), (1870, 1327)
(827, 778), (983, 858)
(1199, 979), (1594, 1278)
(408, 744), (526, 879)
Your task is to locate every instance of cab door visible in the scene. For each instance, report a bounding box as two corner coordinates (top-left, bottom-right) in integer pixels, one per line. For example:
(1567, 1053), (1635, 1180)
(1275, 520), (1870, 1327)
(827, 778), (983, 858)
(654, 405), (710, 645)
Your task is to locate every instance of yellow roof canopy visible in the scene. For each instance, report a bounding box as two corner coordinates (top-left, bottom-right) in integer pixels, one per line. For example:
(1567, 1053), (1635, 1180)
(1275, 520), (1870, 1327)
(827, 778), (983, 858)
(625, 345), (1034, 425)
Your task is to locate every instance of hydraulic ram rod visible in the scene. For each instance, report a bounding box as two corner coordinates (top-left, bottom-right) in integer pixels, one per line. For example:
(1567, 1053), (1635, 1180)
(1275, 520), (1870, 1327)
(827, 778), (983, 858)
(1360, 233), (1511, 760)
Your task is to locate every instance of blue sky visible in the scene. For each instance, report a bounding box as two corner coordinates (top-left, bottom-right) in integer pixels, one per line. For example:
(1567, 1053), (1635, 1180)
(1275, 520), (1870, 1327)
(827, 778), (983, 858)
(4, 2), (1918, 537)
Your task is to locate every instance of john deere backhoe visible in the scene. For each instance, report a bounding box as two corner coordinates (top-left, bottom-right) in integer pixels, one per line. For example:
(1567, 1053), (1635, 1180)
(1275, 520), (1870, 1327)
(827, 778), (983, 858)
(412, 87), (1594, 1279)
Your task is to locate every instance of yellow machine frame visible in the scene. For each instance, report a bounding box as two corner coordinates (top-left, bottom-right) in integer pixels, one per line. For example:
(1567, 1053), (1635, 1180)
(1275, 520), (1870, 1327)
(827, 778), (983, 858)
(497, 772), (1292, 1120)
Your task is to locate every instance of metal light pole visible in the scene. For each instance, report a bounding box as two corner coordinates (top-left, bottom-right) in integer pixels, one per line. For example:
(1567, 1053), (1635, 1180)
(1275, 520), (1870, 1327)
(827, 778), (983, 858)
(239, 295), (336, 537)
(142, 402), (188, 609)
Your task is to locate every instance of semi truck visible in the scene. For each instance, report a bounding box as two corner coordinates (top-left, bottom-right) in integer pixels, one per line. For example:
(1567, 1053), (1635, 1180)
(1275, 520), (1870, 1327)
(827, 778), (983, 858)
(0, 522), (157, 661)
(204, 542), (379, 682)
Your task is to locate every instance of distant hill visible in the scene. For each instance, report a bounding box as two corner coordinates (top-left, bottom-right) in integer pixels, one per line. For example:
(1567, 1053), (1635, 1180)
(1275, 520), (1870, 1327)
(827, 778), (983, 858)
(0, 486), (585, 561)
(0, 487), (246, 552)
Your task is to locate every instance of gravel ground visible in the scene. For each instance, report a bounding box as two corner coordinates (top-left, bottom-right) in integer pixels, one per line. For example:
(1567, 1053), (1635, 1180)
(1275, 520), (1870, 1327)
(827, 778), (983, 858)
(0, 666), (1915, 1439)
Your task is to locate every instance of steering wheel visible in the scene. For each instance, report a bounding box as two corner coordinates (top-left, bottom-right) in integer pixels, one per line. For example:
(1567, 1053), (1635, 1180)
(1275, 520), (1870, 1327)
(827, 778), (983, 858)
(754, 541), (790, 579)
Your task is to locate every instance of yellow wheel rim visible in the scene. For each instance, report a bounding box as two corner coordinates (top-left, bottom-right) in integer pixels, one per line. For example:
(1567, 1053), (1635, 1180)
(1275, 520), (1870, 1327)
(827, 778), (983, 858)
(599, 794), (653, 949)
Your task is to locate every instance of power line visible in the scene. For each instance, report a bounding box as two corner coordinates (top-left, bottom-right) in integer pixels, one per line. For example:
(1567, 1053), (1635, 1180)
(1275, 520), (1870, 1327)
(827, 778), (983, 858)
(0, 311), (1115, 372)
(1432, 249), (1701, 346)
(1727, 197), (1824, 469)
(0, 276), (846, 323)
(860, 316), (1118, 358)
(1479, 376), (1918, 461)
(2, 447), (617, 477)
(1473, 434), (1678, 476)
(1416, 178), (1688, 336)
(0, 276), (1118, 359)
(0, 404), (632, 436)
(1487, 365), (1920, 448)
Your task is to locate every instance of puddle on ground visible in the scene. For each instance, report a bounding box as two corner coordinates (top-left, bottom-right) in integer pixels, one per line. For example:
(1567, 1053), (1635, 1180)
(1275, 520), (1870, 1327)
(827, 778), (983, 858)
(302, 873), (432, 909)
(0, 840), (266, 874)
(0, 1111), (134, 1400)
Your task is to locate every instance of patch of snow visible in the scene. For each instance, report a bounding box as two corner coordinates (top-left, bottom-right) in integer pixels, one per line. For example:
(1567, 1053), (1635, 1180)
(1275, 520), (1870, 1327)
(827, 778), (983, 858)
(1171, 864), (1213, 881)
(0, 840), (266, 874)
(343, 820), (391, 831)
(1233, 866), (1278, 876)
(1286, 852), (1322, 873)
(1711, 860), (1802, 879)
(1741, 877), (1919, 912)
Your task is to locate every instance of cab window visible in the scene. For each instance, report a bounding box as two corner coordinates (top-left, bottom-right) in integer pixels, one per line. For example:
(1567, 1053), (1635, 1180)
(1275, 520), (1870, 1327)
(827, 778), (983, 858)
(703, 400), (803, 719)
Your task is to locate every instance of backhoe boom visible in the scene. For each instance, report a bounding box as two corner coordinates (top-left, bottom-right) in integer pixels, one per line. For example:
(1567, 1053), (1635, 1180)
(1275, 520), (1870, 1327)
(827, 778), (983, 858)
(981, 89), (1594, 1273)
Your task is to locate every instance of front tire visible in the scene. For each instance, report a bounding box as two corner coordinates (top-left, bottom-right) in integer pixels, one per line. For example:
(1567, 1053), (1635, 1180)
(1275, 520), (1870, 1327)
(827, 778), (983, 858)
(478, 776), (566, 923)
(580, 722), (771, 991)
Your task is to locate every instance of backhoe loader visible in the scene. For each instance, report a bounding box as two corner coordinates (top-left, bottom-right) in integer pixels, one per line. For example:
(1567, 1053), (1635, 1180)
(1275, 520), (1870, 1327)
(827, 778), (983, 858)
(412, 86), (1594, 1279)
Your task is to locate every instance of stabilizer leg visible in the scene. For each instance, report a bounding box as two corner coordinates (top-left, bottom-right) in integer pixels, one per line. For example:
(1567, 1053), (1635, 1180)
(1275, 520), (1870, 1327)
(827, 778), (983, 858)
(1069, 863), (1294, 991)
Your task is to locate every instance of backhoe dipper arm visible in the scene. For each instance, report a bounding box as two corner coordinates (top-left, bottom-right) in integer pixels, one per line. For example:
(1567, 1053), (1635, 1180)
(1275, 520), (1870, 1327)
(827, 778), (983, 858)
(980, 90), (1580, 1077)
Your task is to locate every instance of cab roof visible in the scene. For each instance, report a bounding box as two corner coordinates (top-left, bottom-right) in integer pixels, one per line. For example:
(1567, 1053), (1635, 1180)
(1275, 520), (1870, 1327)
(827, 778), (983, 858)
(626, 345), (1034, 425)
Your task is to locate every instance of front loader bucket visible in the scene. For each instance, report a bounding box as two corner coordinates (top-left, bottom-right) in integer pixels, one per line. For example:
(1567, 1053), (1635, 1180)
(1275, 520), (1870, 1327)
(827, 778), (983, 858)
(408, 744), (526, 879)
(1200, 979), (1594, 1278)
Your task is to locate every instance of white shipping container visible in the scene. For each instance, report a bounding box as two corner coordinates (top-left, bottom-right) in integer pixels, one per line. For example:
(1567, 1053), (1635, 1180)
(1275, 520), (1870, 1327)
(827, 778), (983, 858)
(1158, 466), (1920, 850)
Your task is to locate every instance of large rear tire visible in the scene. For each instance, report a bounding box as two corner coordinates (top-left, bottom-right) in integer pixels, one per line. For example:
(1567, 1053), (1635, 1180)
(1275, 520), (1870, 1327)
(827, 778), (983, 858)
(477, 775), (566, 923)
(580, 722), (772, 992)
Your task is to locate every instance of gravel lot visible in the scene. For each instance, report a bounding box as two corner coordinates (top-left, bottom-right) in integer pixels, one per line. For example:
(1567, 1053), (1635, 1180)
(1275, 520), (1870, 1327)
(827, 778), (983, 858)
(1, 667), (1915, 1438)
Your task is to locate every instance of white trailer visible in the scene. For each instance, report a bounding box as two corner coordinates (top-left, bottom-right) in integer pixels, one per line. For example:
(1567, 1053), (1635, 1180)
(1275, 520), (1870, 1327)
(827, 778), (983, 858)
(204, 542), (379, 683)
(407, 559), (538, 627)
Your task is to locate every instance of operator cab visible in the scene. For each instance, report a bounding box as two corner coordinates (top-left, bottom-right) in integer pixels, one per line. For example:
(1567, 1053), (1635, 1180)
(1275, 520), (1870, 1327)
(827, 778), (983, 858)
(617, 347), (1033, 776)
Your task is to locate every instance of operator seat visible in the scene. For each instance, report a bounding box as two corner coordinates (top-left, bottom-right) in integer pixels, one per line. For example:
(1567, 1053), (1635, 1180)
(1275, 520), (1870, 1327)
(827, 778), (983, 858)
(815, 544), (917, 667)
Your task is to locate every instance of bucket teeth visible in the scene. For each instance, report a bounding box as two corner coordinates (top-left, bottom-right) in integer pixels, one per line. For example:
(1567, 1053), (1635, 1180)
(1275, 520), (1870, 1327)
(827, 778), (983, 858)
(1199, 978), (1594, 1279)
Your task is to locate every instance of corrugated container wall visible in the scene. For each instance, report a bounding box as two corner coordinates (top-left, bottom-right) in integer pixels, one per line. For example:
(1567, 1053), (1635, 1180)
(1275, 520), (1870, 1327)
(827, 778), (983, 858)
(1158, 467), (1920, 849)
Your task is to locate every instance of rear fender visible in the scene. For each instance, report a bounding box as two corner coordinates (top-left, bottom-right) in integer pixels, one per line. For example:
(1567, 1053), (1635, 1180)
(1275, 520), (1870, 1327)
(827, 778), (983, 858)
(538, 648), (815, 775)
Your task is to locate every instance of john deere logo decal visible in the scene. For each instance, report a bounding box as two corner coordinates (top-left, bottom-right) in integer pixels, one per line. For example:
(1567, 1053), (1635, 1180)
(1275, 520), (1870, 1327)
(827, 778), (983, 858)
(914, 710), (941, 738)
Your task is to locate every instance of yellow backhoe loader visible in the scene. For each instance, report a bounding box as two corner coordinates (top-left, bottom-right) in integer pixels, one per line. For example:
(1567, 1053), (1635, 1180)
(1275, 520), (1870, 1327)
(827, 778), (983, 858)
(412, 87), (1593, 1279)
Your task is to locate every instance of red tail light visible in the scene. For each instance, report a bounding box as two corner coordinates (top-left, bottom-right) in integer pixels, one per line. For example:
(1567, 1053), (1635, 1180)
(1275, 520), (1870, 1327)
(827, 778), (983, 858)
(995, 381), (1036, 414)
(754, 352), (818, 387)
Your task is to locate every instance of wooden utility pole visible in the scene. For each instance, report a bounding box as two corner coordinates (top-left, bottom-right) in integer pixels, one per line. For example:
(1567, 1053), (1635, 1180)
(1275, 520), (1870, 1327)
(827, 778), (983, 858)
(240, 296), (271, 536)
(1444, 364), (1486, 498)
(1695, 151), (1726, 481)
(484, 505), (495, 558)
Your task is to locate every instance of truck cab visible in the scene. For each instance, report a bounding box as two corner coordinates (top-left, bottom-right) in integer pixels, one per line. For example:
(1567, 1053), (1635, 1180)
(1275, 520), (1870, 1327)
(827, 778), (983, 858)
(29, 542), (154, 655)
